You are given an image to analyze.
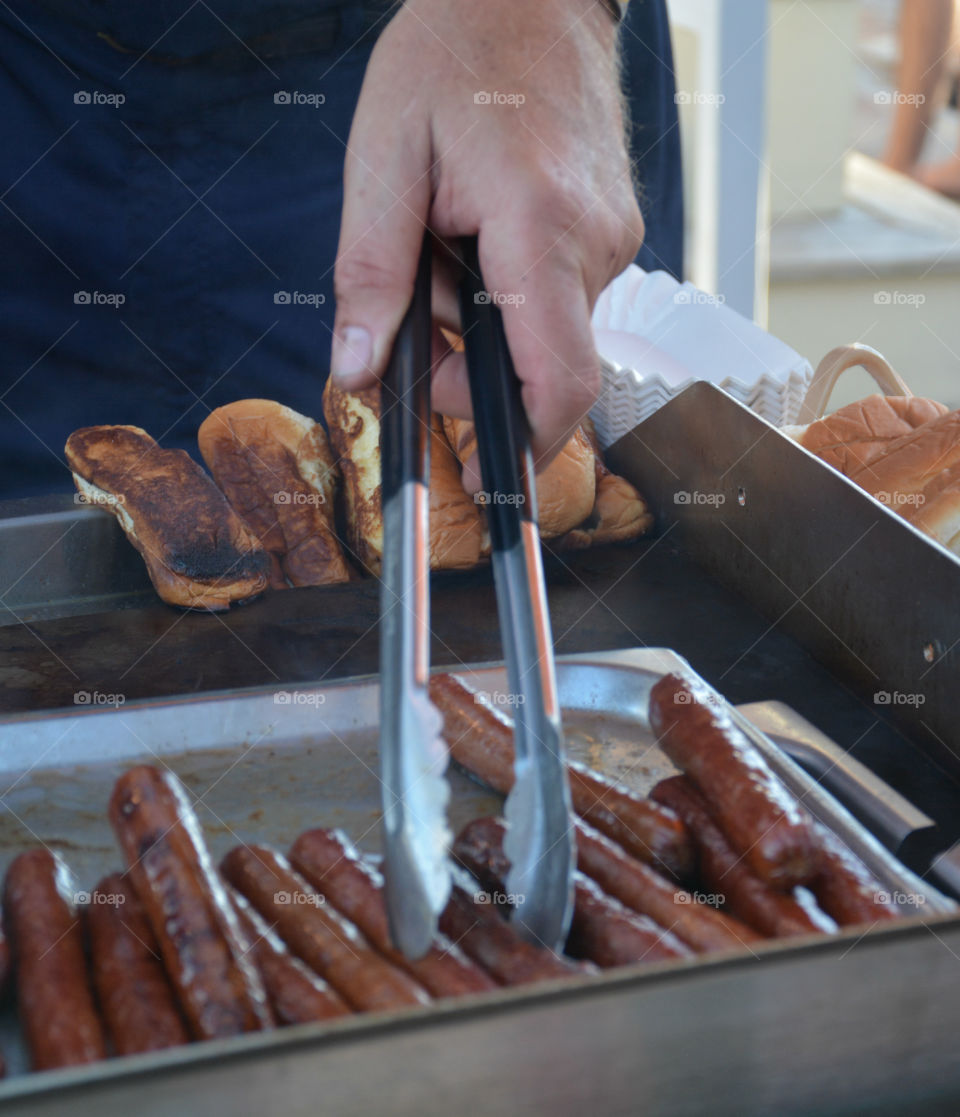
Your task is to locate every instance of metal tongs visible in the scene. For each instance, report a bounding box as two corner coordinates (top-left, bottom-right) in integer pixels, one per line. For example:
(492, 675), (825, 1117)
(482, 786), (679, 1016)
(379, 234), (575, 959)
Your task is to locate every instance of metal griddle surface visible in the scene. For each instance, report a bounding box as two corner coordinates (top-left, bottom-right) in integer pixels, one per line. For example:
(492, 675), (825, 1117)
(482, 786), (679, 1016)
(2, 518), (959, 857)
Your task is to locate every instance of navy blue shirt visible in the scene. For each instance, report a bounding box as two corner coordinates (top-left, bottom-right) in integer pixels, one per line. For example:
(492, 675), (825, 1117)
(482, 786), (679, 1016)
(0, 0), (681, 498)
(622, 0), (684, 278)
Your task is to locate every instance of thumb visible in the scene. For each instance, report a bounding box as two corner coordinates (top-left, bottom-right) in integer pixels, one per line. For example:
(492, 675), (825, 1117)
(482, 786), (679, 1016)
(330, 95), (431, 389)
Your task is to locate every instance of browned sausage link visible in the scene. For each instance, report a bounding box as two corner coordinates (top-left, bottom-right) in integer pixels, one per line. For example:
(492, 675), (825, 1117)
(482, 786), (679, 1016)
(289, 829), (497, 997)
(230, 889), (351, 1026)
(650, 777), (837, 938)
(451, 815), (514, 901)
(429, 673), (693, 879)
(4, 849), (107, 1070)
(109, 765), (273, 1039)
(570, 873), (692, 967)
(648, 673), (820, 889)
(221, 845), (430, 1012)
(87, 873), (190, 1055)
(810, 825), (899, 926)
(574, 819), (762, 953)
(438, 885), (584, 985)
(453, 817), (690, 967)
(567, 761), (694, 880)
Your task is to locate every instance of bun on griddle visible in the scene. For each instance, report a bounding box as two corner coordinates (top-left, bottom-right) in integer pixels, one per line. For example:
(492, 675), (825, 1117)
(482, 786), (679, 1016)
(557, 421), (654, 549)
(65, 425), (270, 611)
(442, 417), (597, 539)
(198, 399), (352, 587)
(426, 413), (487, 569)
(321, 381), (386, 574)
(322, 381), (484, 574)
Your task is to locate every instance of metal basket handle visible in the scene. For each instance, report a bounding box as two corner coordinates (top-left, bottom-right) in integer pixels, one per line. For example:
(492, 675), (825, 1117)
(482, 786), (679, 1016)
(796, 344), (912, 424)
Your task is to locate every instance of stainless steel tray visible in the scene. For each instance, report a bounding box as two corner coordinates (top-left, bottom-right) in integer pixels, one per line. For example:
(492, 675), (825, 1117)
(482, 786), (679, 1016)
(0, 648), (956, 1116)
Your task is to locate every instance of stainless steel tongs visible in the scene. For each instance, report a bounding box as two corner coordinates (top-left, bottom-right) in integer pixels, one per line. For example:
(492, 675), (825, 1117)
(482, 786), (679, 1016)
(379, 234), (575, 959)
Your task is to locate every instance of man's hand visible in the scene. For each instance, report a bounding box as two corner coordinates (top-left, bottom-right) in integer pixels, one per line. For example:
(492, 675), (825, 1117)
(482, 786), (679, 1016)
(330, 0), (643, 487)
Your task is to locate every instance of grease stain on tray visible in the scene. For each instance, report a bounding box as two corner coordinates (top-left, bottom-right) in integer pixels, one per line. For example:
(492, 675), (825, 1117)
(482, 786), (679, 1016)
(563, 713), (677, 796)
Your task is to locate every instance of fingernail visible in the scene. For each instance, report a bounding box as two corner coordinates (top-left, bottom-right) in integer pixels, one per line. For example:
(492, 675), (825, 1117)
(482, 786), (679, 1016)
(330, 325), (372, 382)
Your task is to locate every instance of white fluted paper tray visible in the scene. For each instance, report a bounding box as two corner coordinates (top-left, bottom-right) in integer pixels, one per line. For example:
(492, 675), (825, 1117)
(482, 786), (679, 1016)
(589, 265), (813, 449)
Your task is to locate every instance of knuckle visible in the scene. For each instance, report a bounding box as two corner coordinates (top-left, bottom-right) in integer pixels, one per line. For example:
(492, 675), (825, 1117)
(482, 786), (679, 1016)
(515, 155), (594, 234)
(578, 200), (644, 299)
(520, 179), (644, 284)
(595, 194), (644, 276)
(334, 251), (409, 300)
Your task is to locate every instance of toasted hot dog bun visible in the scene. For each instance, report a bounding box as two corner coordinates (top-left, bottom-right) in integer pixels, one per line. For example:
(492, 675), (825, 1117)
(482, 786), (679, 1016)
(65, 425), (270, 611)
(322, 381), (484, 574)
(427, 414), (486, 569)
(198, 400), (352, 587)
(442, 417), (596, 539)
(558, 418), (654, 548)
(322, 381), (383, 574)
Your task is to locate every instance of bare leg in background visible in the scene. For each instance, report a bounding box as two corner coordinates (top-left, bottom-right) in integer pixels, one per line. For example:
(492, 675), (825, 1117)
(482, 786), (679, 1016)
(914, 0), (960, 196)
(881, 0), (954, 176)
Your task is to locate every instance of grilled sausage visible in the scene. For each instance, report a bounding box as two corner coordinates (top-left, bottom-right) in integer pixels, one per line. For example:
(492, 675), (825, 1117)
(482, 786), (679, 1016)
(429, 672), (693, 878)
(438, 884), (584, 985)
(569, 873), (692, 967)
(221, 845), (430, 1012)
(453, 817), (690, 967)
(289, 829), (497, 997)
(87, 873), (190, 1055)
(4, 849), (107, 1070)
(230, 889), (351, 1026)
(648, 673), (820, 889)
(810, 825), (900, 926)
(651, 777), (837, 938)
(574, 819), (762, 953)
(109, 765), (273, 1039)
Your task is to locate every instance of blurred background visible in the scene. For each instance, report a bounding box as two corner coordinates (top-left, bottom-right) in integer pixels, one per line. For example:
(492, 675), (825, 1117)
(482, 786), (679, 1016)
(668, 0), (960, 407)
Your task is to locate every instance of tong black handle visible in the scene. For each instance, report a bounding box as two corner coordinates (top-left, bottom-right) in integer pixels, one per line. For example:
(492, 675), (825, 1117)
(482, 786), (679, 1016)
(378, 232), (450, 961)
(456, 237), (536, 545)
(455, 236), (574, 949)
(381, 238), (433, 505)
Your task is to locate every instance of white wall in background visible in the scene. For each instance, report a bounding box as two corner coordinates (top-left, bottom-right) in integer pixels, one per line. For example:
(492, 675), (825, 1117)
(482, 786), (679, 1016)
(667, 0), (769, 322)
(766, 0), (859, 220)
